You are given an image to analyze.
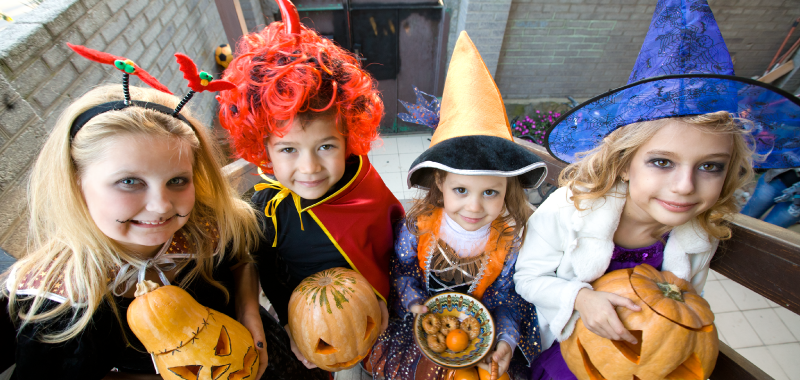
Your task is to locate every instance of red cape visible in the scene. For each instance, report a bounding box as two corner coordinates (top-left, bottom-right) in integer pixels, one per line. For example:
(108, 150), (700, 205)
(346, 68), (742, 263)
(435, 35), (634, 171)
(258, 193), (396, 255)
(305, 156), (404, 301)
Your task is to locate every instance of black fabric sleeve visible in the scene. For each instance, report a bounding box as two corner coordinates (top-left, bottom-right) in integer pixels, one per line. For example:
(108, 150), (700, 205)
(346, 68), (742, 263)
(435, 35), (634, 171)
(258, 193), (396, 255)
(13, 300), (121, 380)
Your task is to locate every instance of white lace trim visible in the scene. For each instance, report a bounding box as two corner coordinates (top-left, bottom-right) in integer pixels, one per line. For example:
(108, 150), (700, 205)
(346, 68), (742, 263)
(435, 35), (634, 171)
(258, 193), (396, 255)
(439, 213), (491, 258)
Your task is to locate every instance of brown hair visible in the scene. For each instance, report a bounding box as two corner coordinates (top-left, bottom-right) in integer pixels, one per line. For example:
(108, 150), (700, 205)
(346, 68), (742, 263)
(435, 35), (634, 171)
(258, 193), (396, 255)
(559, 111), (755, 240)
(405, 169), (532, 248)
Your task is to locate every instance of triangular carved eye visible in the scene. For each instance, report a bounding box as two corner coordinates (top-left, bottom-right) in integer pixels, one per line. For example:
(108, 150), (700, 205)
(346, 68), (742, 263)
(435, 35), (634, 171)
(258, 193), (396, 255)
(363, 316), (376, 341)
(315, 338), (338, 354)
(215, 325), (232, 356)
(664, 353), (703, 380)
(576, 337), (607, 380)
(611, 330), (643, 364)
(210, 364), (230, 380)
(168, 365), (202, 380)
(228, 346), (259, 380)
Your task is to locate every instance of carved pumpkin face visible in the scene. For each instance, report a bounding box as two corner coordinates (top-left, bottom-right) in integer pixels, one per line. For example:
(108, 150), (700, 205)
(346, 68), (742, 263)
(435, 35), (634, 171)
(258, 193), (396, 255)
(562, 265), (718, 380)
(288, 268), (382, 372)
(127, 282), (259, 380)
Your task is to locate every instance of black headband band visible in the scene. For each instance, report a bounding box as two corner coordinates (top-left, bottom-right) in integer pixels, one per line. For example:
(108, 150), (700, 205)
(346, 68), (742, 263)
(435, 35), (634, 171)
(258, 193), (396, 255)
(70, 100), (191, 140)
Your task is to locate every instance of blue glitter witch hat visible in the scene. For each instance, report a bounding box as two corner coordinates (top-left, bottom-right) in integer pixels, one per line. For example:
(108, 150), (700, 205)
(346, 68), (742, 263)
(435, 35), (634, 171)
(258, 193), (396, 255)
(546, 0), (800, 168)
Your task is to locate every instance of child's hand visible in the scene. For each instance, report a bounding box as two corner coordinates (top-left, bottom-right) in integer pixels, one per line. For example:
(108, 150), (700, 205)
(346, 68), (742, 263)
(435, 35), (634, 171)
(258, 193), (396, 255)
(575, 288), (641, 344)
(239, 310), (268, 378)
(409, 303), (428, 314)
(378, 299), (389, 335)
(285, 324), (318, 369)
(477, 341), (512, 378)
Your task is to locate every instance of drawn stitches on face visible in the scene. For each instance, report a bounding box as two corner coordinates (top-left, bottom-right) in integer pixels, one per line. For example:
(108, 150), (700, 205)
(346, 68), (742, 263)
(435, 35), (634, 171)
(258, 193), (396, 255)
(561, 264), (719, 380)
(288, 268), (383, 372)
(126, 283), (259, 380)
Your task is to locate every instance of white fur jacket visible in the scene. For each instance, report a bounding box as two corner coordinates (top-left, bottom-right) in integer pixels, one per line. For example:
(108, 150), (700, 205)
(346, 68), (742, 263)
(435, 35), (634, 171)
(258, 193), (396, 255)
(514, 183), (718, 350)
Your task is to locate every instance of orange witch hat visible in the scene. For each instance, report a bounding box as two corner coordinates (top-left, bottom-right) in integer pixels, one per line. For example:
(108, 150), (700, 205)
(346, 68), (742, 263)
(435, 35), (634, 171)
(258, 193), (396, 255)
(406, 32), (546, 189)
(431, 32), (513, 147)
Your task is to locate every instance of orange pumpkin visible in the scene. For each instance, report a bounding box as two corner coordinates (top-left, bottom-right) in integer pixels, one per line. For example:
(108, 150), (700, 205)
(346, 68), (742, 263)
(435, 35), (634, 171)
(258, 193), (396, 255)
(562, 264), (718, 380)
(288, 268), (382, 372)
(127, 281), (258, 380)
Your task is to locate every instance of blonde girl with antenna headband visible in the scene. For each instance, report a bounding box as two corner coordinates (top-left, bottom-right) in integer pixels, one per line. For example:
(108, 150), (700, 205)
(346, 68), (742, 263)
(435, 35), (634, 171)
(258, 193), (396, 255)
(0, 45), (283, 379)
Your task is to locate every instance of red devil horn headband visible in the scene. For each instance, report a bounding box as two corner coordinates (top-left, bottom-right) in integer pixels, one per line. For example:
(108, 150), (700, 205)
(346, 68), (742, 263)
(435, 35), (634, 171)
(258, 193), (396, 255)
(276, 0), (300, 36)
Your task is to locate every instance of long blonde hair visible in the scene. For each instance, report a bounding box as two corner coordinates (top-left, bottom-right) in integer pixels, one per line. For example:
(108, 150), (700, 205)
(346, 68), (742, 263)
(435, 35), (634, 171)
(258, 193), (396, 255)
(559, 111), (755, 240)
(405, 169), (532, 248)
(3, 85), (260, 343)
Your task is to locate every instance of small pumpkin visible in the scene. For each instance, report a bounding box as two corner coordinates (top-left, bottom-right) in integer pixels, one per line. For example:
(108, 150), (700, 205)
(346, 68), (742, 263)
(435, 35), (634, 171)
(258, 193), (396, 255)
(562, 264), (718, 380)
(288, 268), (382, 372)
(127, 281), (259, 380)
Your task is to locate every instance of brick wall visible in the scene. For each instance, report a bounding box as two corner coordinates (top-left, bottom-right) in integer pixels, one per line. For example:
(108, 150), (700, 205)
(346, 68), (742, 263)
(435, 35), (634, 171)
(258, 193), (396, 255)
(0, 0), (228, 257)
(444, 0), (512, 76)
(495, 0), (800, 100)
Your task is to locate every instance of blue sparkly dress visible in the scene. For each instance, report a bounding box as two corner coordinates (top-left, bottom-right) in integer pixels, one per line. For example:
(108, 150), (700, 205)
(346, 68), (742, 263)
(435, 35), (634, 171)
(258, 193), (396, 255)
(369, 209), (541, 380)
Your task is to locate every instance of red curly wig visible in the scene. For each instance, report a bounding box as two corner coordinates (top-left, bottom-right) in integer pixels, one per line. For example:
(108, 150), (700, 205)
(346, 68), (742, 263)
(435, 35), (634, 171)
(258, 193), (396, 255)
(217, 21), (384, 173)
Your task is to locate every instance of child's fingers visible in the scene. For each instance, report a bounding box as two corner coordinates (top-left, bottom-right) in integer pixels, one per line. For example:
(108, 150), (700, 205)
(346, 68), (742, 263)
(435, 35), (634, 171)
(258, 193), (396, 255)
(409, 304), (428, 314)
(606, 313), (638, 345)
(378, 299), (389, 334)
(608, 294), (641, 311)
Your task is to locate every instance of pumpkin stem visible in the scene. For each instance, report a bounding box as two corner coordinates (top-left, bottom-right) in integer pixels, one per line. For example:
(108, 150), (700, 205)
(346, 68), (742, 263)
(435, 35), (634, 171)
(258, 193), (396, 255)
(657, 282), (684, 302)
(318, 277), (332, 286)
(134, 280), (160, 297)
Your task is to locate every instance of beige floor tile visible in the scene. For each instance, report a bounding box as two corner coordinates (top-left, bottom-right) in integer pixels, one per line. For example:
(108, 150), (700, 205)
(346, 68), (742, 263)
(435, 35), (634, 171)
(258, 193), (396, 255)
(767, 298), (782, 308)
(396, 135), (427, 154)
(399, 153), (420, 172)
(719, 279), (772, 310)
(717, 327), (729, 346)
(392, 191), (405, 201)
(767, 343), (800, 380)
(743, 308), (797, 345)
(707, 269), (719, 281)
(714, 311), (763, 349)
(372, 136), (399, 155)
(405, 187), (425, 200)
(378, 171), (404, 194)
(419, 134), (433, 150)
(775, 307), (800, 341)
(736, 346), (790, 380)
(372, 154), (403, 174)
(703, 280), (739, 313)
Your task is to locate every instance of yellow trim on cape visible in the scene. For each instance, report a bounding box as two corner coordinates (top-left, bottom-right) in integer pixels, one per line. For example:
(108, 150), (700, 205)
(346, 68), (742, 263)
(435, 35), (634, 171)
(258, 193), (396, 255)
(307, 209), (387, 303)
(253, 156), (364, 246)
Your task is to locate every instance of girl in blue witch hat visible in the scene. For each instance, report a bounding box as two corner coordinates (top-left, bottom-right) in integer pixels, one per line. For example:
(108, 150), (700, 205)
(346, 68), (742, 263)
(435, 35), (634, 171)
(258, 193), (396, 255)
(513, 0), (800, 379)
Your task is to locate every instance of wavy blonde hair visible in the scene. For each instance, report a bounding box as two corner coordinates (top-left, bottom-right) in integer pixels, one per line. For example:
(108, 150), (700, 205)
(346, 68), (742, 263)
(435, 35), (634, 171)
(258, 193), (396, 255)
(559, 111), (755, 241)
(3, 85), (260, 343)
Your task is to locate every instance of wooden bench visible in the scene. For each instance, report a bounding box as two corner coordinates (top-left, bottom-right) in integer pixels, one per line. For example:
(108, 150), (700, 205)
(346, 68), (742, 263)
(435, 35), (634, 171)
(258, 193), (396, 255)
(223, 139), (800, 379)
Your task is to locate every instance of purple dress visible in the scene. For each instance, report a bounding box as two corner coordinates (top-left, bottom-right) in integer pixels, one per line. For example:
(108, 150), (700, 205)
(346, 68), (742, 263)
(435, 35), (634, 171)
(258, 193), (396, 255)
(530, 237), (666, 380)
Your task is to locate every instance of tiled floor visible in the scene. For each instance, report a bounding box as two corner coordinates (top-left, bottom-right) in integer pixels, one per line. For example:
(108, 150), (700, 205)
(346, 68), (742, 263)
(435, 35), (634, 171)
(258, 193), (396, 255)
(370, 133), (800, 380)
(369, 133), (433, 200)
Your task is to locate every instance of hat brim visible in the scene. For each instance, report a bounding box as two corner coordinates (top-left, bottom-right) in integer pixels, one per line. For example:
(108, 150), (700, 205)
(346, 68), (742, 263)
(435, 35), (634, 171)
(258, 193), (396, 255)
(546, 74), (800, 168)
(407, 135), (548, 189)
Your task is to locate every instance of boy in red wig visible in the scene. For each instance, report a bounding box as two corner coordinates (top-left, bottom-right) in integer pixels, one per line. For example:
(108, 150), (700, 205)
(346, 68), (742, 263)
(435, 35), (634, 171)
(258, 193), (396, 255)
(217, 1), (404, 375)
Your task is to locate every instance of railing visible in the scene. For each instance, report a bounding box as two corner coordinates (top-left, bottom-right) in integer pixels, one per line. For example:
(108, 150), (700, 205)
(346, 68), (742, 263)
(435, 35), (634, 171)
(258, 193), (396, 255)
(513, 138), (800, 380)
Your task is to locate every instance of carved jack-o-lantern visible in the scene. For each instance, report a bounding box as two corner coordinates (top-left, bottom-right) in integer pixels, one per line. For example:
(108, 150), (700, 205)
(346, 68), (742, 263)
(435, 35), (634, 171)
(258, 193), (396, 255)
(288, 268), (382, 372)
(562, 264), (718, 380)
(127, 281), (259, 380)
